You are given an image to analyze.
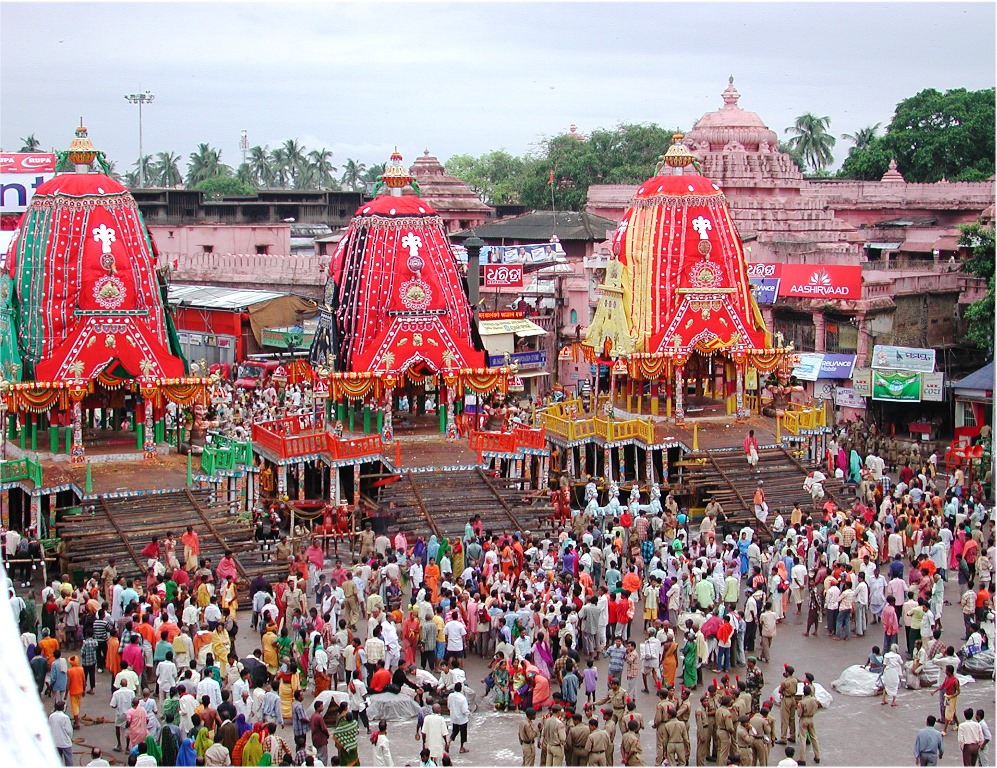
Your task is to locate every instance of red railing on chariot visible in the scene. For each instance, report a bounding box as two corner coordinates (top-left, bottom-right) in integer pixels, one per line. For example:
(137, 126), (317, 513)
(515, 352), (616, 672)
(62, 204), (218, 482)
(252, 419), (383, 461)
(469, 426), (546, 455)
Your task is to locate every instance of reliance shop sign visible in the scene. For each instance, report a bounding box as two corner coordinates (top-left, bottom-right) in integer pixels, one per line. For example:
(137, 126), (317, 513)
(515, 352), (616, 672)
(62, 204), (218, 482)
(749, 277), (780, 305)
(1, 153), (57, 215)
(747, 263), (862, 300)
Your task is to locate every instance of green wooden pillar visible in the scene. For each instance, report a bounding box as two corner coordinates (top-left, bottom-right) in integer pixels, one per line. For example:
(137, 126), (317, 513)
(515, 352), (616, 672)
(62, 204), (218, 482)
(337, 400), (346, 423)
(155, 420), (165, 443)
(49, 424), (58, 452)
(348, 402), (355, 432)
(30, 416), (37, 451)
(375, 408), (383, 434)
(136, 422), (144, 450)
(362, 404), (371, 434)
(129, 410), (136, 431)
(19, 416), (26, 449)
(64, 427), (71, 454)
(7, 413), (16, 441)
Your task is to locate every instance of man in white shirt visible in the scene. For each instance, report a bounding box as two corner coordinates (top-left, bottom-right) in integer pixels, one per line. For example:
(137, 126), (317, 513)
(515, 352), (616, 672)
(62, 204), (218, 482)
(443, 615), (467, 663)
(49, 701), (74, 765)
(447, 682), (471, 754)
(155, 652), (178, 702)
(421, 703), (450, 760)
(196, 673), (222, 709)
(110, 685), (136, 752)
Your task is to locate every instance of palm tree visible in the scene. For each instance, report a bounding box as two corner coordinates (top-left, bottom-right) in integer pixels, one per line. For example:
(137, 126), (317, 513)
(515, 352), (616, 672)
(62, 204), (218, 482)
(784, 113), (836, 172)
(185, 144), (231, 186)
(842, 123), (881, 150)
(306, 148), (337, 189)
(362, 163), (386, 184)
(247, 145), (276, 188)
(19, 134), (42, 152)
(340, 158), (367, 191)
(153, 151), (183, 187)
(104, 159), (123, 183)
(132, 154), (156, 187)
(124, 169), (141, 188)
(270, 146), (290, 188)
(278, 139), (307, 187)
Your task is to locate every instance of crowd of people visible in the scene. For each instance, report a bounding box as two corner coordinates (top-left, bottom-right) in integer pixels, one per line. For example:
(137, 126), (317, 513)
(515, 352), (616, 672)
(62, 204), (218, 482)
(4, 417), (994, 767)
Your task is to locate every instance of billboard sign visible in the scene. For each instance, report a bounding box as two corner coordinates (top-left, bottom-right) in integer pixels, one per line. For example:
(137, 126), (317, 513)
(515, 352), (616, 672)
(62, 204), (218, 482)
(749, 277), (780, 305)
(481, 242), (565, 265)
(482, 263), (524, 288)
(921, 372), (945, 402)
(872, 370), (922, 401)
(1, 153), (57, 215)
(791, 353), (824, 382)
(746, 263), (862, 300)
(871, 345), (935, 372)
(834, 387), (867, 409)
(852, 367), (872, 397)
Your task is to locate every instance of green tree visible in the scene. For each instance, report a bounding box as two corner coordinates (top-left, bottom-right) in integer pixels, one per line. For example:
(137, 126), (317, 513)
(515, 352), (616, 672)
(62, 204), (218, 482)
(777, 141), (806, 172)
(340, 158), (367, 191)
(838, 135), (893, 180)
(840, 88), (995, 182)
(274, 139), (307, 188)
(305, 148), (337, 189)
(185, 144), (232, 186)
(194, 176), (256, 200)
(19, 134), (42, 152)
(519, 123), (679, 211)
(362, 163), (386, 185)
(959, 223), (995, 352)
(132, 154), (156, 187)
(247, 145), (276, 188)
(153, 151), (183, 187)
(842, 123), (881, 150)
(784, 113), (836, 172)
(445, 150), (526, 205)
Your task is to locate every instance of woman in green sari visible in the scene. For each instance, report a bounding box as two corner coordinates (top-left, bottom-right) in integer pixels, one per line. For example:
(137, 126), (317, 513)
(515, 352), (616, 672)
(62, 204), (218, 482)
(193, 727), (213, 758)
(332, 710), (360, 766)
(681, 631), (699, 689)
(144, 735), (163, 765)
(437, 536), (452, 571)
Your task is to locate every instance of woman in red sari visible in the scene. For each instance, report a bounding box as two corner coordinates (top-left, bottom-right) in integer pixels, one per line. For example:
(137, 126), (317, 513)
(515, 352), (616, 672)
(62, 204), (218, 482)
(402, 608), (421, 667)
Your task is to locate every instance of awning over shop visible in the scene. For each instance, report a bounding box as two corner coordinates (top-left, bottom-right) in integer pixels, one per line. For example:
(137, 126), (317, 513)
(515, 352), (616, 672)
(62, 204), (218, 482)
(478, 318), (548, 337)
(863, 242), (903, 250)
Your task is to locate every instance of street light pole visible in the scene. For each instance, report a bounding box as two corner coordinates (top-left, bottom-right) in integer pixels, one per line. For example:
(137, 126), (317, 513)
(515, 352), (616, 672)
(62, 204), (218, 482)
(124, 90), (155, 187)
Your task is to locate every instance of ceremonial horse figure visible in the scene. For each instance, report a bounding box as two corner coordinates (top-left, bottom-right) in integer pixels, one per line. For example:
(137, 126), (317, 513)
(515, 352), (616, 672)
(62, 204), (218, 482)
(585, 481), (622, 523)
(627, 483), (663, 516)
(550, 475), (573, 526)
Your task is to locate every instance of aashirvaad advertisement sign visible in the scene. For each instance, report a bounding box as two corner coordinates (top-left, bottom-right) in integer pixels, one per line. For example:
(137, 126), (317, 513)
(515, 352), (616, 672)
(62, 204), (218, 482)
(747, 263), (862, 300)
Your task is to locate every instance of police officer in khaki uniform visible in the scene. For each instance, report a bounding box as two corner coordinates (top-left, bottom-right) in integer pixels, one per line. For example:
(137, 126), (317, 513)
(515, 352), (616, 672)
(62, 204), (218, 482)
(715, 695), (736, 766)
(652, 691), (672, 765)
(749, 708), (771, 766)
(566, 713), (590, 766)
(735, 714), (756, 766)
(520, 708), (539, 766)
(797, 685), (822, 764)
(620, 719), (644, 766)
(541, 705), (567, 766)
(695, 696), (712, 765)
(664, 715), (689, 766)
(584, 719), (611, 766)
(704, 685), (720, 762)
(595, 678), (627, 723)
(778, 666), (799, 744)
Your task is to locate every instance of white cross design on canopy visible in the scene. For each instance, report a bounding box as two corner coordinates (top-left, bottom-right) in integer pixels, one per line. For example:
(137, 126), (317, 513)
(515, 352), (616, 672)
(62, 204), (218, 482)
(92, 223), (117, 253)
(691, 216), (712, 240)
(401, 232), (423, 258)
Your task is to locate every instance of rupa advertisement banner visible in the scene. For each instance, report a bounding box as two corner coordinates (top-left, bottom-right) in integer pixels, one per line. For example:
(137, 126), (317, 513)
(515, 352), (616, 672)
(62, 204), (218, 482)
(1, 153), (57, 215)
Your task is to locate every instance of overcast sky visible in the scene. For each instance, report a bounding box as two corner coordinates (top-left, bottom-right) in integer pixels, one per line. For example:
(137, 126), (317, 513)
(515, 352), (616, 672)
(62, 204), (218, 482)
(2, 2), (994, 177)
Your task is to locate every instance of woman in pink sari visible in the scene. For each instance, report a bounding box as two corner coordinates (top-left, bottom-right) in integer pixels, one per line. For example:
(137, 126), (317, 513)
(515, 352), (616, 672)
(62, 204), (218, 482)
(526, 662), (553, 710)
(531, 631), (554, 679)
(950, 529), (966, 571)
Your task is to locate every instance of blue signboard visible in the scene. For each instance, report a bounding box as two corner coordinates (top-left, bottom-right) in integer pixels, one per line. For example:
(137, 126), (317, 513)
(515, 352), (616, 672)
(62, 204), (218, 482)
(750, 277), (780, 305)
(487, 350), (547, 369)
(818, 353), (856, 380)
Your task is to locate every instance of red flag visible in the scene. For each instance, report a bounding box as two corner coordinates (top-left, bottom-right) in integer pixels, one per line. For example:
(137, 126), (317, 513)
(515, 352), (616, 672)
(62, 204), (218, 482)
(548, 170), (555, 184)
